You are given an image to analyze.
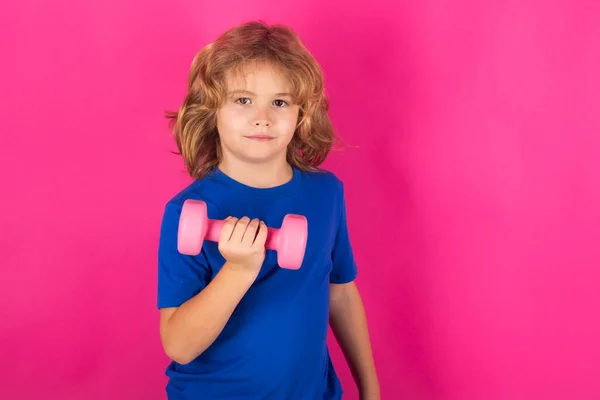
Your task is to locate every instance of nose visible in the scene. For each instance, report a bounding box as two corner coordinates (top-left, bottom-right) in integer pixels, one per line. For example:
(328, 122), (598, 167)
(254, 120), (270, 127)
(253, 107), (271, 127)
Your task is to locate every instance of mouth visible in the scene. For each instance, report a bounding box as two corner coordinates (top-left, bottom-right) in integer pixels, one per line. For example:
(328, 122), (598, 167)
(245, 134), (274, 142)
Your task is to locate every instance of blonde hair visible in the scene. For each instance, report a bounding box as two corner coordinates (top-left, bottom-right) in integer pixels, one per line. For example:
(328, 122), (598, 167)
(165, 21), (339, 179)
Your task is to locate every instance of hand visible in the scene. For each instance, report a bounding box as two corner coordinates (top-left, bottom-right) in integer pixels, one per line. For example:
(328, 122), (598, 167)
(218, 216), (267, 279)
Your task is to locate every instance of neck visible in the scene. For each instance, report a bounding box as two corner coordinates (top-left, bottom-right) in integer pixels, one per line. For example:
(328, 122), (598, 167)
(218, 157), (293, 189)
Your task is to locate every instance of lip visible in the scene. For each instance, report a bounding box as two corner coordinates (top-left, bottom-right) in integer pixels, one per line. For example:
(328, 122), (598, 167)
(245, 134), (274, 141)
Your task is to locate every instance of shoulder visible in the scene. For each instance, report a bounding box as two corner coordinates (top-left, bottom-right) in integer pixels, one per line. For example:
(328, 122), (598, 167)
(161, 174), (217, 216)
(160, 171), (231, 222)
(166, 180), (207, 207)
(161, 183), (200, 213)
(300, 167), (345, 192)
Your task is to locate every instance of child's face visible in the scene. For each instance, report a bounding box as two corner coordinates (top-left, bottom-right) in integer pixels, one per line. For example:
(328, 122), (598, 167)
(216, 62), (300, 167)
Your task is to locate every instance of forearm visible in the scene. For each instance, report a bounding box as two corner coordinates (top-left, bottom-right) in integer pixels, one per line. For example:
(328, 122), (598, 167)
(329, 283), (380, 397)
(161, 264), (254, 364)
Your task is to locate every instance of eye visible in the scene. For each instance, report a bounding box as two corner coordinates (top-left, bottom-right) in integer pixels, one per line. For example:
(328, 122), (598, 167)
(235, 97), (251, 105)
(273, 99), (289, 108)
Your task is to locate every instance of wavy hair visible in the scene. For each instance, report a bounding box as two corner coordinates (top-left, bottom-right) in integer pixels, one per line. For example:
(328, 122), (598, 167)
(165, 21), (339, 179)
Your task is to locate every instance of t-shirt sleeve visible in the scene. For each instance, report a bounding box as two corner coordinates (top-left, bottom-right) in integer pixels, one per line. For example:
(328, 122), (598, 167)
(157, 200), (212, 309)
(330, 183), (358, 284)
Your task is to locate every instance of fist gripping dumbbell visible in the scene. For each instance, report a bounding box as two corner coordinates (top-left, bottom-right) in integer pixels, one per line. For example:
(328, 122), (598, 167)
(177, 199), (308, 270)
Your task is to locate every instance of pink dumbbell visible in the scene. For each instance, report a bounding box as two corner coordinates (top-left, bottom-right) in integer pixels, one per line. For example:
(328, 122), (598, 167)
(177, 199), (308, 270)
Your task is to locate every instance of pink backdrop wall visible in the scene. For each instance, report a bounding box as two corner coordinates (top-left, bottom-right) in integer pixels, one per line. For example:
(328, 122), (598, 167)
(1, 1), (599, 399)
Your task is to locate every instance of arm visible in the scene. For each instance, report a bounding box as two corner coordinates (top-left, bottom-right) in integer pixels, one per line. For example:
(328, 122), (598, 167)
(329, 281), (380, 400)
(157, 202), (267, 365)
(159, 265), (255, 365)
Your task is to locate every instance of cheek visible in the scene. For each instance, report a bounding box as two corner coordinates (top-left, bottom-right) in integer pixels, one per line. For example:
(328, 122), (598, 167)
(280, 110), (300, 131)
(218, 110), (247, 133)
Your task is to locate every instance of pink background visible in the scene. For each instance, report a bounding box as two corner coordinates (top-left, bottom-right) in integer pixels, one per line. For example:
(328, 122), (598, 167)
(1, 1), (599, 399)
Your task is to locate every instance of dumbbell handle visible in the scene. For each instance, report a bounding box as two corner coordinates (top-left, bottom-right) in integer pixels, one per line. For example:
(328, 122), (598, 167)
(205, 218), (281, 250)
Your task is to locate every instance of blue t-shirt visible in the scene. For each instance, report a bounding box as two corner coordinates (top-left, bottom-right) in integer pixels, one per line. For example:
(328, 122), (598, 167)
(157, 166), (358, 400)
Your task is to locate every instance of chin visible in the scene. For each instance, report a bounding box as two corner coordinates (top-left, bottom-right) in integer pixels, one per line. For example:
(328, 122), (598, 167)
(239, 152), (285, 164)
(239, 145), (285, 158)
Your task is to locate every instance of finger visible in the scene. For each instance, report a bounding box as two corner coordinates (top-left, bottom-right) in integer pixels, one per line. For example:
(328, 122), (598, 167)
(242, 218), (260, 245)
(230, 216), (250, 243)
(219, 216), (238, 243)
(253, 221), (268, 248)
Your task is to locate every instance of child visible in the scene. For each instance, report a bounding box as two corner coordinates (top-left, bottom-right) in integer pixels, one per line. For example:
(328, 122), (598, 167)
(157, 21), (380, 400)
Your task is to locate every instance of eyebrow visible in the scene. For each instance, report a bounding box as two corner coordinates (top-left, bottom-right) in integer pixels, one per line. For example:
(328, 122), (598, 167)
(228, 90), (292, 97)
